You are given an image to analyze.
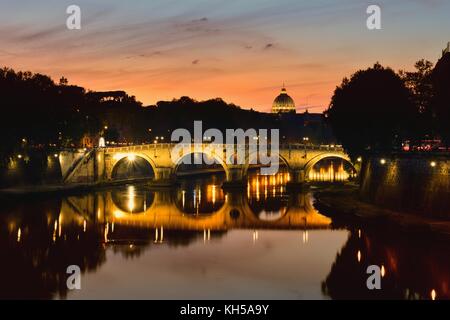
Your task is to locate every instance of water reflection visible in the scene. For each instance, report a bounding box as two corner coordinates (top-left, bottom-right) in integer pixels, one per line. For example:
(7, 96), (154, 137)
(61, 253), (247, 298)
(175, 174), (225, 215)
(322, 228), (450, 300)
(247, 171), (290, 221)
(0, 172), (449, 299)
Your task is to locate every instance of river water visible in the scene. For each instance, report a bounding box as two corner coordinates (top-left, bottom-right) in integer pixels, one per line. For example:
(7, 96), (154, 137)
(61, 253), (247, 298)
(0, 172), (448, 300)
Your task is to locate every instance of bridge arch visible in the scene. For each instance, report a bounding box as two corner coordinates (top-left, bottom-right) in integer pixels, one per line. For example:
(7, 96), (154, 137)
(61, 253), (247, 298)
(110, 153), (157, 181)
(241, 151), (290, 177)
(303, 152), (355, 180)
(172, 150), (229, 177)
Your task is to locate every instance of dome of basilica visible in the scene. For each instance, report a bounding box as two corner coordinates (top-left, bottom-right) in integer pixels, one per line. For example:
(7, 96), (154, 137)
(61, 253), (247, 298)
(272, 87), (296, 113)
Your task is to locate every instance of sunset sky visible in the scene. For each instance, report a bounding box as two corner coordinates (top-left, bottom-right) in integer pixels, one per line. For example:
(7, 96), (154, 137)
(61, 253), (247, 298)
(1, 0), (449, 112)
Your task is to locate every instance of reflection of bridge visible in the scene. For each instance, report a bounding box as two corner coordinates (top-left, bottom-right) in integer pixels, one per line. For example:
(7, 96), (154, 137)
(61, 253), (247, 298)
(60, 143), (352, 187)
(60, 190), (332, 232)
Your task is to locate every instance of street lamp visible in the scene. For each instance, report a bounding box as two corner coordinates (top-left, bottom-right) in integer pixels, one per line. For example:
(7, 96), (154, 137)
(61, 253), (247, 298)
(302, 137), (309, 157)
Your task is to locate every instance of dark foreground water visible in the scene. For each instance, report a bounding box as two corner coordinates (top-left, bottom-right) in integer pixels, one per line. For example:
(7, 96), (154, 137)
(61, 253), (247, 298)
(0, 172), (449, 300)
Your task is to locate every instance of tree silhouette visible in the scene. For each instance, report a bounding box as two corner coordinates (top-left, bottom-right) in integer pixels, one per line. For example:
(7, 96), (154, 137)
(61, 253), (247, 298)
(326, 63), (415, 158)
(399, 59), (435, 142)
(431, 53), (450, 147)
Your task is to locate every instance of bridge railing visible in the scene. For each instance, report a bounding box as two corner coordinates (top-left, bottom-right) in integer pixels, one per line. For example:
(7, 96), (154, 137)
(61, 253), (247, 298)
(101, 143), (344, 153)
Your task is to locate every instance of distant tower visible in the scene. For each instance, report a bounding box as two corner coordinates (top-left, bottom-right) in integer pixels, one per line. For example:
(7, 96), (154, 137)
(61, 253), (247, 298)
(272, 86), (296, 113)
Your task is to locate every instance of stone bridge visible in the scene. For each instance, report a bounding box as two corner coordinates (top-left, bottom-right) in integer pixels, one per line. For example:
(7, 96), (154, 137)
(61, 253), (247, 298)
(60, 143), (353, 187)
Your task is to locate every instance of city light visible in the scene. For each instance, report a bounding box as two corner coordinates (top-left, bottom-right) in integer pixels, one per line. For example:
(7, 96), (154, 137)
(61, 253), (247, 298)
(357, 157), (362, 162)
(380, 159), (386, 165)
(17, 154), (22, 159)
(430, 161), (437, 167)
(127, 154), (136, 162)
(431, 289), (437, 300)
(54, 154), (58, 158)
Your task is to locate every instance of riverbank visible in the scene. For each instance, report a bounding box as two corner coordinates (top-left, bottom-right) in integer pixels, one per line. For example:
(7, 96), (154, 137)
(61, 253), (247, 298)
(0, 177), (155, 198)
(313, 184), (450, 239)
(0, 170), (228, 198)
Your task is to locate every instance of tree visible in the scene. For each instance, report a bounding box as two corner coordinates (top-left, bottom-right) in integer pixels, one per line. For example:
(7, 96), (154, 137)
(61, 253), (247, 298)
(399, 60), (435, 141)
(431, 53), (450, 146)
(326, 63), (415, 158)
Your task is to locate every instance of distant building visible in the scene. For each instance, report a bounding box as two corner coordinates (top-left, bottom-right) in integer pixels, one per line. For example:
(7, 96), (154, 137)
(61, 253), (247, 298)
(272, 87), (296, 113)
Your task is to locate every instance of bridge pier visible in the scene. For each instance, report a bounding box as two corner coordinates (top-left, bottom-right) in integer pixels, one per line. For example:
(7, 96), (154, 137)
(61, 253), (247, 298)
(222, 166), (247, 189)
(286, 169), (308, 190)
(148, 168), (176, 188)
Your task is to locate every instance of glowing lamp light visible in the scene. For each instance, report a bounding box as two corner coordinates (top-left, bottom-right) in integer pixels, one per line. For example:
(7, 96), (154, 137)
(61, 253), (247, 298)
(98, 137), (106, 148)
(114, 211), (125, 219)
(127, 154), (136, 162)
(430, 161), (437, 168)
(17, 154), (22, 159)
(431, 289), (437, 301)
(357, 157), (362, 162)
(380, 159), (386, 165)
(54, 154), (59, 158)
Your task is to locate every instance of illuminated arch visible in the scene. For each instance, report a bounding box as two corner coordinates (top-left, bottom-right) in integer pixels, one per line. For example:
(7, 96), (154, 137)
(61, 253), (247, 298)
(172, 151), (228, 176)
(110, 153), (156, 180)
(241, 151), (290, 177)
(303, 152), (355, 179)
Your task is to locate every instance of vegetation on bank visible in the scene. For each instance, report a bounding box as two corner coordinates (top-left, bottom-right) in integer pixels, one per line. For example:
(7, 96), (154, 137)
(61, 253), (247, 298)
(327, 54), (450, 159)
